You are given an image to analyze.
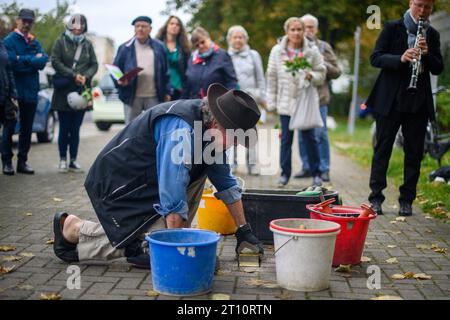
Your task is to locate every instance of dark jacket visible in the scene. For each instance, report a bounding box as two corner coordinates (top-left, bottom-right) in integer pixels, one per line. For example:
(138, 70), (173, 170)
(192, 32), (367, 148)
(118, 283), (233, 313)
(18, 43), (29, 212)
(3, 31), (48, 103)
(113, 37), (170, 105)
(50, 33), (99, 112)
(0, 41), (17, 105)
(182, 47), (238, 99)
(366, 18), (443, 120)
(84, 99), (210, 249)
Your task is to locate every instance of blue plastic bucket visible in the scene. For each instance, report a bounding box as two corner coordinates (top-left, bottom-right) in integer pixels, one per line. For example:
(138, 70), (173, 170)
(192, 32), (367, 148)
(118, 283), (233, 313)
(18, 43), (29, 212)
(145, 228), (221, 296)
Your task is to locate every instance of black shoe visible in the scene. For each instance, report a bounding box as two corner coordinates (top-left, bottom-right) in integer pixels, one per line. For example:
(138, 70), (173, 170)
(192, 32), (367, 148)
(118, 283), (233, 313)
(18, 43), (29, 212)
(17, 161), (34, 175)
(2, 163), (14, 176)
(370, 200), (384, 215)
(399, 202), (413, 216)
(278, 175), (289, 187)
(53, 212), (79, 263)
(127, 252), (151, 269)
(321, 172), (330, 182)
(294, 169), (312, 179)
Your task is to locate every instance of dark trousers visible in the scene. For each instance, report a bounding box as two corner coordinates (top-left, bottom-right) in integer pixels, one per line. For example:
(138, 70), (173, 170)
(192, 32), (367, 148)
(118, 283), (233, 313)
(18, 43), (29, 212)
(1, 101), (37, 164)
(369, 109), (428, 205)
(58, 111), (85, 160)
(280, 115), (321, 178)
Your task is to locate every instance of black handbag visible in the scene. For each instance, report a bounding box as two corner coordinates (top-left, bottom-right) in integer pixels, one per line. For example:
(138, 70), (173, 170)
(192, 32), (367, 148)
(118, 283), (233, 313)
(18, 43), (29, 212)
(52, 73), (74, 89)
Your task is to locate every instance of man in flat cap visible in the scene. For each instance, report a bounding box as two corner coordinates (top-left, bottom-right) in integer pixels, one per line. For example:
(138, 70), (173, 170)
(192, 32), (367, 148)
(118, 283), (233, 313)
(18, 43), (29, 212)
(113, 16), (171, 125)
(52, 83), (265, 268)
(2, 9), (48, 175)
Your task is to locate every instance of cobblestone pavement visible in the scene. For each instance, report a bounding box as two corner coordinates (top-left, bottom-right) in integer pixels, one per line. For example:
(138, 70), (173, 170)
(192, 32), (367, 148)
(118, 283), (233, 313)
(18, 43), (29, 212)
(0, 117), (449, 300)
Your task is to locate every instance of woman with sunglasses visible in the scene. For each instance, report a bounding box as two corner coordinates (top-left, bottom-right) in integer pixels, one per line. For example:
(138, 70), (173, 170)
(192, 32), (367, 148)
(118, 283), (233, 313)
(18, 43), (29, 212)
(181, 27), (238, 99)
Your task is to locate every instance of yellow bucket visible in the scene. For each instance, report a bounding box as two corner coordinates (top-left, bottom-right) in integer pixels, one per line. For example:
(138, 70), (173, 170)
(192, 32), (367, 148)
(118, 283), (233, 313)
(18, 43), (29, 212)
(197, 191), (237, 235)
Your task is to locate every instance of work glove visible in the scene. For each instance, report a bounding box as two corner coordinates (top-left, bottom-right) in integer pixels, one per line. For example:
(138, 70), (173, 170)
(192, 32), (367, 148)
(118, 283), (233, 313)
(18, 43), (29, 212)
(235, 223), (264, 256)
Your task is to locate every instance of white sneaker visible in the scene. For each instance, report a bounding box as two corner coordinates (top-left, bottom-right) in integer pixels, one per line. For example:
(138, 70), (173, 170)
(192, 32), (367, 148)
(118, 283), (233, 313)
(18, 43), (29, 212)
(69, 160), (83, 173)
(58, 160), (68, 173)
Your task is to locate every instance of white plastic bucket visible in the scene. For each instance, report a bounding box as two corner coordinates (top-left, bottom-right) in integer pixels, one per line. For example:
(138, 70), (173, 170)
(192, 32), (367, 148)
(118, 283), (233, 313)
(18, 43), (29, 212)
(270, 218), (341, 292)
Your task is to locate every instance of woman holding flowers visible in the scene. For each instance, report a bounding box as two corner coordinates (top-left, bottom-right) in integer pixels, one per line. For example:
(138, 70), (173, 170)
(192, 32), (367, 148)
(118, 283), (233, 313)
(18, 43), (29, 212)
(266, 17), (326, 187)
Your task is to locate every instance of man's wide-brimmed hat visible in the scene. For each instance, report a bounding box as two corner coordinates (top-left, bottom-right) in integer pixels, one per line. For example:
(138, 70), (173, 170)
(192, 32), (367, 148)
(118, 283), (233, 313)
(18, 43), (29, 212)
(207, 83), (260, 131)
(207, 83), (261, 147)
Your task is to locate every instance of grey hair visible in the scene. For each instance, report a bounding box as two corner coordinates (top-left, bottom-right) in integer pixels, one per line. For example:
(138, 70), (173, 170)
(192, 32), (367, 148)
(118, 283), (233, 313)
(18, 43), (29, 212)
(201, 98), (215, 128)
(283, 17), (304, 33)
(226, 25), (249, 44)
(301, 14), (319, 28)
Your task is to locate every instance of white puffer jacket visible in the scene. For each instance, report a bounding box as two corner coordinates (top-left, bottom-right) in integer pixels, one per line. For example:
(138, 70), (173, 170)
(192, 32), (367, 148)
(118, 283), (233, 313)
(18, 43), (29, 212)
(266, 36), (326, 116)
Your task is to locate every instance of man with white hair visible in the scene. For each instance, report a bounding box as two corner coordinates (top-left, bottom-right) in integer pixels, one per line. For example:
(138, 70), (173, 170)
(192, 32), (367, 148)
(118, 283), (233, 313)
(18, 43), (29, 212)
(294, 14), (341, 183)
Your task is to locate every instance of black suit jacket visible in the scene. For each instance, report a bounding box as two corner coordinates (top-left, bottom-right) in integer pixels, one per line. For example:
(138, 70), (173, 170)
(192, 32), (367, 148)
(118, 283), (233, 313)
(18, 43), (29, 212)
(366, 18), (443, 120)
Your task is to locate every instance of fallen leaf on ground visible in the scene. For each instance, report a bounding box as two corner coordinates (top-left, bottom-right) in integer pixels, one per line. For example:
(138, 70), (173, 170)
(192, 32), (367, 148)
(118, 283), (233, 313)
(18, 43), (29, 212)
(391, 274), (406, 280)
(386, 257), (399, 264)
(425, 229), (433, 233)
(0, 265), (16, 276)
(2, 256), (22, 262)
(424, 216), (433, 220)
(387, 245), (397, 249)
(418, 200), (429, 205)
(390, 221), (398, 224)
(0, 245), (16, 252)
(146, 290), (159, 297)
(433, 247), (448, 255)
(211, 294), (230, 300)
(53, 198), (64, 202)
(334, 265), (352, 273)
(371, 295), (403, 300)
(404, 272), (415, 279)
(245, 279), (279, 288)
(18, 285), (34, 290)
(19, 252), (34, 258)
(361, 256), (372, 263)
(416, 244), (431, 250)
(396, 217), (407, 222)
(413, 273), (432, 280)
(25, 213), (33, 217)
(45, 239), (54, 245)
(275, 292), (292, 300)
(40, 293), (61, 300)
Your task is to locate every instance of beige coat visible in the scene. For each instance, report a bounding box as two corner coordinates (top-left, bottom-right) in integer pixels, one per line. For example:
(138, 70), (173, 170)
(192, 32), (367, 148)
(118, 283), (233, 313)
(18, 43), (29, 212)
(266, 36), (326, 116)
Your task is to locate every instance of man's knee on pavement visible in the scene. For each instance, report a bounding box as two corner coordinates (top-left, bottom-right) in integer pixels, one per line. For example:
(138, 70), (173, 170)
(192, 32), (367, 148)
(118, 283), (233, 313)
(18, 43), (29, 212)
(63, 215), (82, 244)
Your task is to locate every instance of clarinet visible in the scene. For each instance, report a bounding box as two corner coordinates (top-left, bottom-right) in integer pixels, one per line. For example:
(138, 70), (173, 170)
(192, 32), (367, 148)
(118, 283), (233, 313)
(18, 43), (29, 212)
(407, 17), (425, 94)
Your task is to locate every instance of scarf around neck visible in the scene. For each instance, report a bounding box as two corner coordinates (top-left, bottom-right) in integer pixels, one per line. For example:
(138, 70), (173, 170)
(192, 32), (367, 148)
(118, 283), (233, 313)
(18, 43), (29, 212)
(192, 42), (219, 64)
(14, 29), (35, 44)
(403, 9), (430, 48)
(65, 30), (86, 44)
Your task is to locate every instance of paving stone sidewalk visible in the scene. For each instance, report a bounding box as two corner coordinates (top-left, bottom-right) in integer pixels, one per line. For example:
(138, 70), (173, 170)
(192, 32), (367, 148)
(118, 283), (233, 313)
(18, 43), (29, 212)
(0, 119), (449, 300)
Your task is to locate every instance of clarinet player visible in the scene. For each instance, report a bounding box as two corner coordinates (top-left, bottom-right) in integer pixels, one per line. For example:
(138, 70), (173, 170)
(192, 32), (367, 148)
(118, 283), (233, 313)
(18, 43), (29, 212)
(366, 0), (443, 217)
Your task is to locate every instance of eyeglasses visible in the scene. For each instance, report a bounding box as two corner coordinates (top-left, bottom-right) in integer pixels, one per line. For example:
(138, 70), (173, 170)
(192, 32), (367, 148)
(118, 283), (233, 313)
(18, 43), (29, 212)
(412, 0), (433, 11)
(195, 40), (206, 48)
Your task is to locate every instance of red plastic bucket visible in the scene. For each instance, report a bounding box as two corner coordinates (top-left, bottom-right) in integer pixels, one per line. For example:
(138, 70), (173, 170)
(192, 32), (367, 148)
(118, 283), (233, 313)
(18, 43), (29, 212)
(307, 199), (377, 266)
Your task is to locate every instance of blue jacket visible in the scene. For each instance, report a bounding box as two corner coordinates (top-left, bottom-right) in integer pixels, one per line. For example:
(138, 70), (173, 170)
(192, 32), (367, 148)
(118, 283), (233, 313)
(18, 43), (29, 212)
(113, 37), (170, 105)
(182, 47), (238, 99)
(0, 41), (17, 105)
(3, 31), (48, 103)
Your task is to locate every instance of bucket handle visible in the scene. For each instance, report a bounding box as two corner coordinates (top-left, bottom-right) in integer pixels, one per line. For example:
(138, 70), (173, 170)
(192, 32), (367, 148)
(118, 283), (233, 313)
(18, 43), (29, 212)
(274, 236), (298, 255)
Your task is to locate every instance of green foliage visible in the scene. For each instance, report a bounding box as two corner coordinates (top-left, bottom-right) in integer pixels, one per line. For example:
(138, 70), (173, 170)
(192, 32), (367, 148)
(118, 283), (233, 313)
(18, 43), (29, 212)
(436, 89), (450, 131)
(0, 0), (72, 55)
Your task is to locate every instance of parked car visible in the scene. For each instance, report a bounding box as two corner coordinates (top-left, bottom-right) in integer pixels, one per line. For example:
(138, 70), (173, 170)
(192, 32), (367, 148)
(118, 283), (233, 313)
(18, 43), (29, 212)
(92, 75), (124, 131)
(0, 66), (56, 143)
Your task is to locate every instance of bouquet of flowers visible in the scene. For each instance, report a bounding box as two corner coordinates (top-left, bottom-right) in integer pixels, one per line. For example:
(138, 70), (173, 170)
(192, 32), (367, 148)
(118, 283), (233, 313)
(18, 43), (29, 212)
(284, 52), (312, 77)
